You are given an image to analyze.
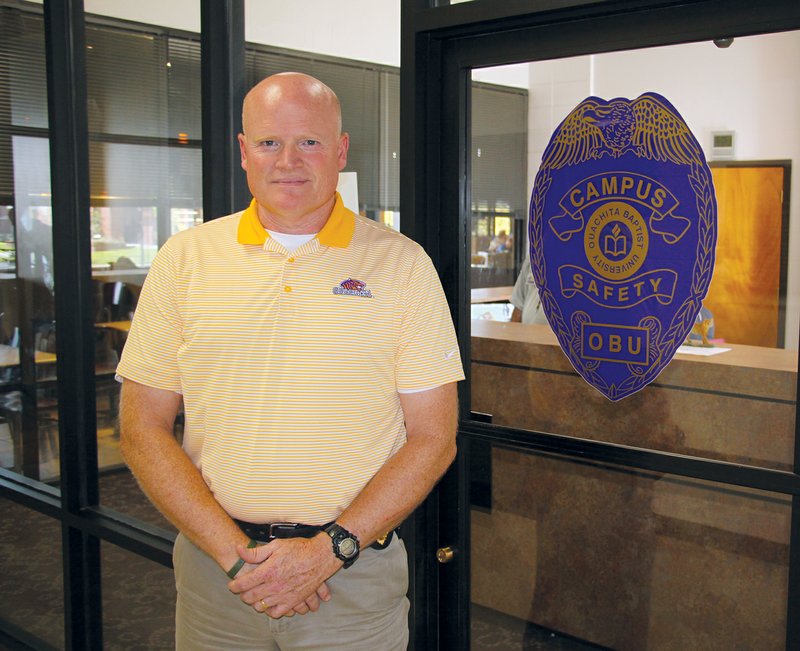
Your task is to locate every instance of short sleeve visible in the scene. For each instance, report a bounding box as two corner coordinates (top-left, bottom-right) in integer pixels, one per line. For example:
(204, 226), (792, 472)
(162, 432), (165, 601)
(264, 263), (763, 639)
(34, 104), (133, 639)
(510, 257), (532, 311)
(395, 250), (464, 392)
(116, 242), (183, 392)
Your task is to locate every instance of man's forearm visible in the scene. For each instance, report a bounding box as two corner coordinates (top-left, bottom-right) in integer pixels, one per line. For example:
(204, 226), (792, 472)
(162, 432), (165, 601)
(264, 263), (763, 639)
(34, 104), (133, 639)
(337, 435), (455, 546)
(119, 380), (248, 572)
(333, 382), (458, 546)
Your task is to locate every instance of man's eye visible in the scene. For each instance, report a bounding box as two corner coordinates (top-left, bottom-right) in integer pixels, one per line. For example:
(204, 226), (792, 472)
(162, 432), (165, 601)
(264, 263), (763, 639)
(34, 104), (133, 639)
(303, 140), (319, 146)
(260, 140), (277, 148)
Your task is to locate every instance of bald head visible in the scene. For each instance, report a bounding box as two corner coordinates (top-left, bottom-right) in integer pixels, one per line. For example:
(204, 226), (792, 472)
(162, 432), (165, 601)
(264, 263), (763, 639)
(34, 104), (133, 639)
(242, 72), (342, 136)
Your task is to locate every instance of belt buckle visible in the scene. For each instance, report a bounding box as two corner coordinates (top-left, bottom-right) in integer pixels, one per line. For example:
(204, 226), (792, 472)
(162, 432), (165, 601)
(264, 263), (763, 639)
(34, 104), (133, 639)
(268, 522), (302, 538)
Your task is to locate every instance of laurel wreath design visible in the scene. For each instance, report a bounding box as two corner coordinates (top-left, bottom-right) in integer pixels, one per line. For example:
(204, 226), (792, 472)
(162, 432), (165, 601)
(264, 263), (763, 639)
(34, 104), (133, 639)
(529, 149), (716, 401)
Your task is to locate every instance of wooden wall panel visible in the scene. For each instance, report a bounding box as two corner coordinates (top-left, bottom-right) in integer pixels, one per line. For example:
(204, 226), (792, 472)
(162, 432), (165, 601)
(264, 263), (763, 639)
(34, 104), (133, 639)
(704, 166), (785, 347)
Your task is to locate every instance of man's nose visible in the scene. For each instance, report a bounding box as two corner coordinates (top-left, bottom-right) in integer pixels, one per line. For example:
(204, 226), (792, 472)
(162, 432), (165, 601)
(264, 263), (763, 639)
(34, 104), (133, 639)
(276, 146), (300, 168)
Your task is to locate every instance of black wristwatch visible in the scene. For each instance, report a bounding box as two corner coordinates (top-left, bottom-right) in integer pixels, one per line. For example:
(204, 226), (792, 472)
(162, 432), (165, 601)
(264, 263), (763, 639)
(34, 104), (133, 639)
(324, 523), (360, 568)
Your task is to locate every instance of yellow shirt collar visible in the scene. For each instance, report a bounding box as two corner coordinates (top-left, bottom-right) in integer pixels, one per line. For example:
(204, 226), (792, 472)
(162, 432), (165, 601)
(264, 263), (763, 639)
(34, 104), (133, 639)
(236, 192), (355, 248)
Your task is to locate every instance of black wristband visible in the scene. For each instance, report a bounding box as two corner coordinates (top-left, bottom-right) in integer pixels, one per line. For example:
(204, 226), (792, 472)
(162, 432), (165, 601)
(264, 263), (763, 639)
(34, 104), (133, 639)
(226, 539), (257, 579)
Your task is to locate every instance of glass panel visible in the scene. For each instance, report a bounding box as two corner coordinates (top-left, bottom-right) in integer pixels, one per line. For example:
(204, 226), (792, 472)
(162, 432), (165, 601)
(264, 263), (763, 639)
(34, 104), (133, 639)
(470, 80), (527, 303)
(469, 442), (790, 649)
(0, 495), (65, 649)
(100, 466), (177, 533)
(102, 540), (176, 649)
(379, 70), (401, 225)
(0, 6), (60, 484)
(0, 6), (200, 487)
(81, 9), (201, 511)
(86, 27), (169, 139)
(469, 32), (799, 472)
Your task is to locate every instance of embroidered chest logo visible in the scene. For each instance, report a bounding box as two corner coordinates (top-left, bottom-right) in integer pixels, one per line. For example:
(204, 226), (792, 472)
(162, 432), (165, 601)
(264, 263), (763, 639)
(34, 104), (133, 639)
(530, 92), (717, 401)
(332, 278), (373, 298)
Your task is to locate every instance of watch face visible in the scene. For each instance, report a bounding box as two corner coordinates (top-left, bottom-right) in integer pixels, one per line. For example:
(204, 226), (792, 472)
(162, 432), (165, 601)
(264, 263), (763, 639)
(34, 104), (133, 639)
(339, 537), (357, 558)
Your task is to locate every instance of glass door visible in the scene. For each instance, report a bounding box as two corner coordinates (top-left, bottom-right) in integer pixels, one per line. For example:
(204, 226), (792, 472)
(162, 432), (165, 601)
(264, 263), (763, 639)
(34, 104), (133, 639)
(465, 35), (799, 651)
(401, 2), (800, 649)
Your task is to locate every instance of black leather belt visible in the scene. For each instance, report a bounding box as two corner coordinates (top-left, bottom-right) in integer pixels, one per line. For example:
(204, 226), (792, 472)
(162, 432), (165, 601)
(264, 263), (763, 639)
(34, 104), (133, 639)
(233, 519), (330, 542)
(233, 519), (396, 549)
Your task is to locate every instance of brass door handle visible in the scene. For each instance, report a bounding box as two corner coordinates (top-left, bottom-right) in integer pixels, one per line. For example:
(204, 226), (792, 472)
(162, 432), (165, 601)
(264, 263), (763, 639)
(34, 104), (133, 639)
(436, 546), (457, 564)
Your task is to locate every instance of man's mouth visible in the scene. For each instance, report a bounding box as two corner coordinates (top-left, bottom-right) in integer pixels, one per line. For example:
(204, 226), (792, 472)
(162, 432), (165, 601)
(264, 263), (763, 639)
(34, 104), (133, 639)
(273, 178), (307, 185)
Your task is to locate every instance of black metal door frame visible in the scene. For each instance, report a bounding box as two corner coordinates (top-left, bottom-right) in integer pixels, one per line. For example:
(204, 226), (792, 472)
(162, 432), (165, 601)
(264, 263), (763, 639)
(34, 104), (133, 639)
(400, 1), (800, 649)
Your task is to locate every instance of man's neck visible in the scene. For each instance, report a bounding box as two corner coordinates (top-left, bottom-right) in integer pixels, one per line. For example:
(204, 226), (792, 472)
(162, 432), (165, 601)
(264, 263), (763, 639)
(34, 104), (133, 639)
(255, 196), (335, 234)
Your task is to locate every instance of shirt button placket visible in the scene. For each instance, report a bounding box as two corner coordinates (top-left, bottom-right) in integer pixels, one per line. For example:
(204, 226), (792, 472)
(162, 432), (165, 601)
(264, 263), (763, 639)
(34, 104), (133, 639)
(283, 255), (295, 294)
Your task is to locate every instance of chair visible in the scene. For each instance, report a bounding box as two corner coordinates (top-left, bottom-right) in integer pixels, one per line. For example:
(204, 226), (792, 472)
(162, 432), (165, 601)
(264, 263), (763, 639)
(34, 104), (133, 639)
(94, 328), (120, 428)
(0, 389), (58, 476)
(0, 326), (20, 386)
(101, 281), (136, 322)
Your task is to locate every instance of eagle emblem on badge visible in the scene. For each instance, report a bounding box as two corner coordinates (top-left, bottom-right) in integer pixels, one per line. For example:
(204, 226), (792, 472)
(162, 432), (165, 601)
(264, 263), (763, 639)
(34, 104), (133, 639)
(529, 92), (717, 400)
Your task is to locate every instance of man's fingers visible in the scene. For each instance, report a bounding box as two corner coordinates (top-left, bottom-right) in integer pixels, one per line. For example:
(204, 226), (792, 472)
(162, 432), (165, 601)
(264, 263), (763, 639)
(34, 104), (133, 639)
(267, 604), (292, 619)
(238, 541), (269, 562)
(317, 581), (331, 602)
(227, 543), (274, 593)
(253, 591), (322, 618)
(293, 602), (310, 615)
(253, 597), (290, 619)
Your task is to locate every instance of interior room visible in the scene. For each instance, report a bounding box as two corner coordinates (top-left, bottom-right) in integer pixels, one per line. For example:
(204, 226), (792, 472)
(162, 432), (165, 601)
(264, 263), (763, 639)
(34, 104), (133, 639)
(1, 1), (799, 650)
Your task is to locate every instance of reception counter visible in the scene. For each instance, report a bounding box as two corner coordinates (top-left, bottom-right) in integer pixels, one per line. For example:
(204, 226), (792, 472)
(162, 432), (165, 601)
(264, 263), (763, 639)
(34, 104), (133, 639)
(471, 319), (797, 471)
(469, 320), (796, 649)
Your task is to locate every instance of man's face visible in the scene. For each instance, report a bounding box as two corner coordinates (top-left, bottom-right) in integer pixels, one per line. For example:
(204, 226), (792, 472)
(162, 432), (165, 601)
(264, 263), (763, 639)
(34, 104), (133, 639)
(238, 86), (348, 230)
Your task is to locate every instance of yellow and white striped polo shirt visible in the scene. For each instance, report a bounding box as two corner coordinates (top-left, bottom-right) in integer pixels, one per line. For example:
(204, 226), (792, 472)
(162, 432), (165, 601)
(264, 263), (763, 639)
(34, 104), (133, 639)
(117, 193), (464, 524)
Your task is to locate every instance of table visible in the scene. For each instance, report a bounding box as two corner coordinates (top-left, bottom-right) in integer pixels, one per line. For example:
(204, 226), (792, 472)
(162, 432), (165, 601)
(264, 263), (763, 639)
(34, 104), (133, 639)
(95, 320), (132, 358)
(92, 268), (148, 285)
(470, 286), (513, 304)
(95, 320), (131, 333)
(0, 344), (57, 368)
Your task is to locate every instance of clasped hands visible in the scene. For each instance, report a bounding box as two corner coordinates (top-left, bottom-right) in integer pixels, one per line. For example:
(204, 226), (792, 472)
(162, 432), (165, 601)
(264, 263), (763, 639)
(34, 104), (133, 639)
(227, 534), (342, 619)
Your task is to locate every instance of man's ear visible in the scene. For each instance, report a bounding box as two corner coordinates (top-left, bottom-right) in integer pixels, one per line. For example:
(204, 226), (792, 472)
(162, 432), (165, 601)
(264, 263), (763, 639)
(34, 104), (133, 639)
(337, 133), (350, 171)
(238, 133), (248, 171)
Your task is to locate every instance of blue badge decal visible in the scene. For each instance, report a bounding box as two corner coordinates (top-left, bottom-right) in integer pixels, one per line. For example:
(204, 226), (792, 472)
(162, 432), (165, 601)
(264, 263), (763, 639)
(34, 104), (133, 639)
(529, 93), (717, 401)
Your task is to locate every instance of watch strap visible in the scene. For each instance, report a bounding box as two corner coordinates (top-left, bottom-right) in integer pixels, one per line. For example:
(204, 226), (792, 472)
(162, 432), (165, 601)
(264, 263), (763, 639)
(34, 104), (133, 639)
(324, 523), (360, 568)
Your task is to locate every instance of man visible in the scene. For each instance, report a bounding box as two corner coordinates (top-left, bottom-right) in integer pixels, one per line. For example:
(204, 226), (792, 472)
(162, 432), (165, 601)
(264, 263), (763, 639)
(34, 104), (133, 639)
(510, 256), (548, 325)
(118, 72), (464, 650)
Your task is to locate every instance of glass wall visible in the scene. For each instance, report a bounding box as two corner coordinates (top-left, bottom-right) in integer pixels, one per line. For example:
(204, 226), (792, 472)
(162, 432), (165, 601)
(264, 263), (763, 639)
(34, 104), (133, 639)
(0, 494), (65, 649)
(82, 16), (204, 514)
(0, 4), (59, 483)
(101, 540), (176, 649)
(469, 445), (791, 649)
(0, 3), (201, 492)
(467, 30), (799, 648)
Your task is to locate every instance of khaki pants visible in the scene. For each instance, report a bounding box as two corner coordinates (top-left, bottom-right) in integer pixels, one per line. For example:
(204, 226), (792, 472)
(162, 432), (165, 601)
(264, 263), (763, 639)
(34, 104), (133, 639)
(174, 533), (409, 651)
